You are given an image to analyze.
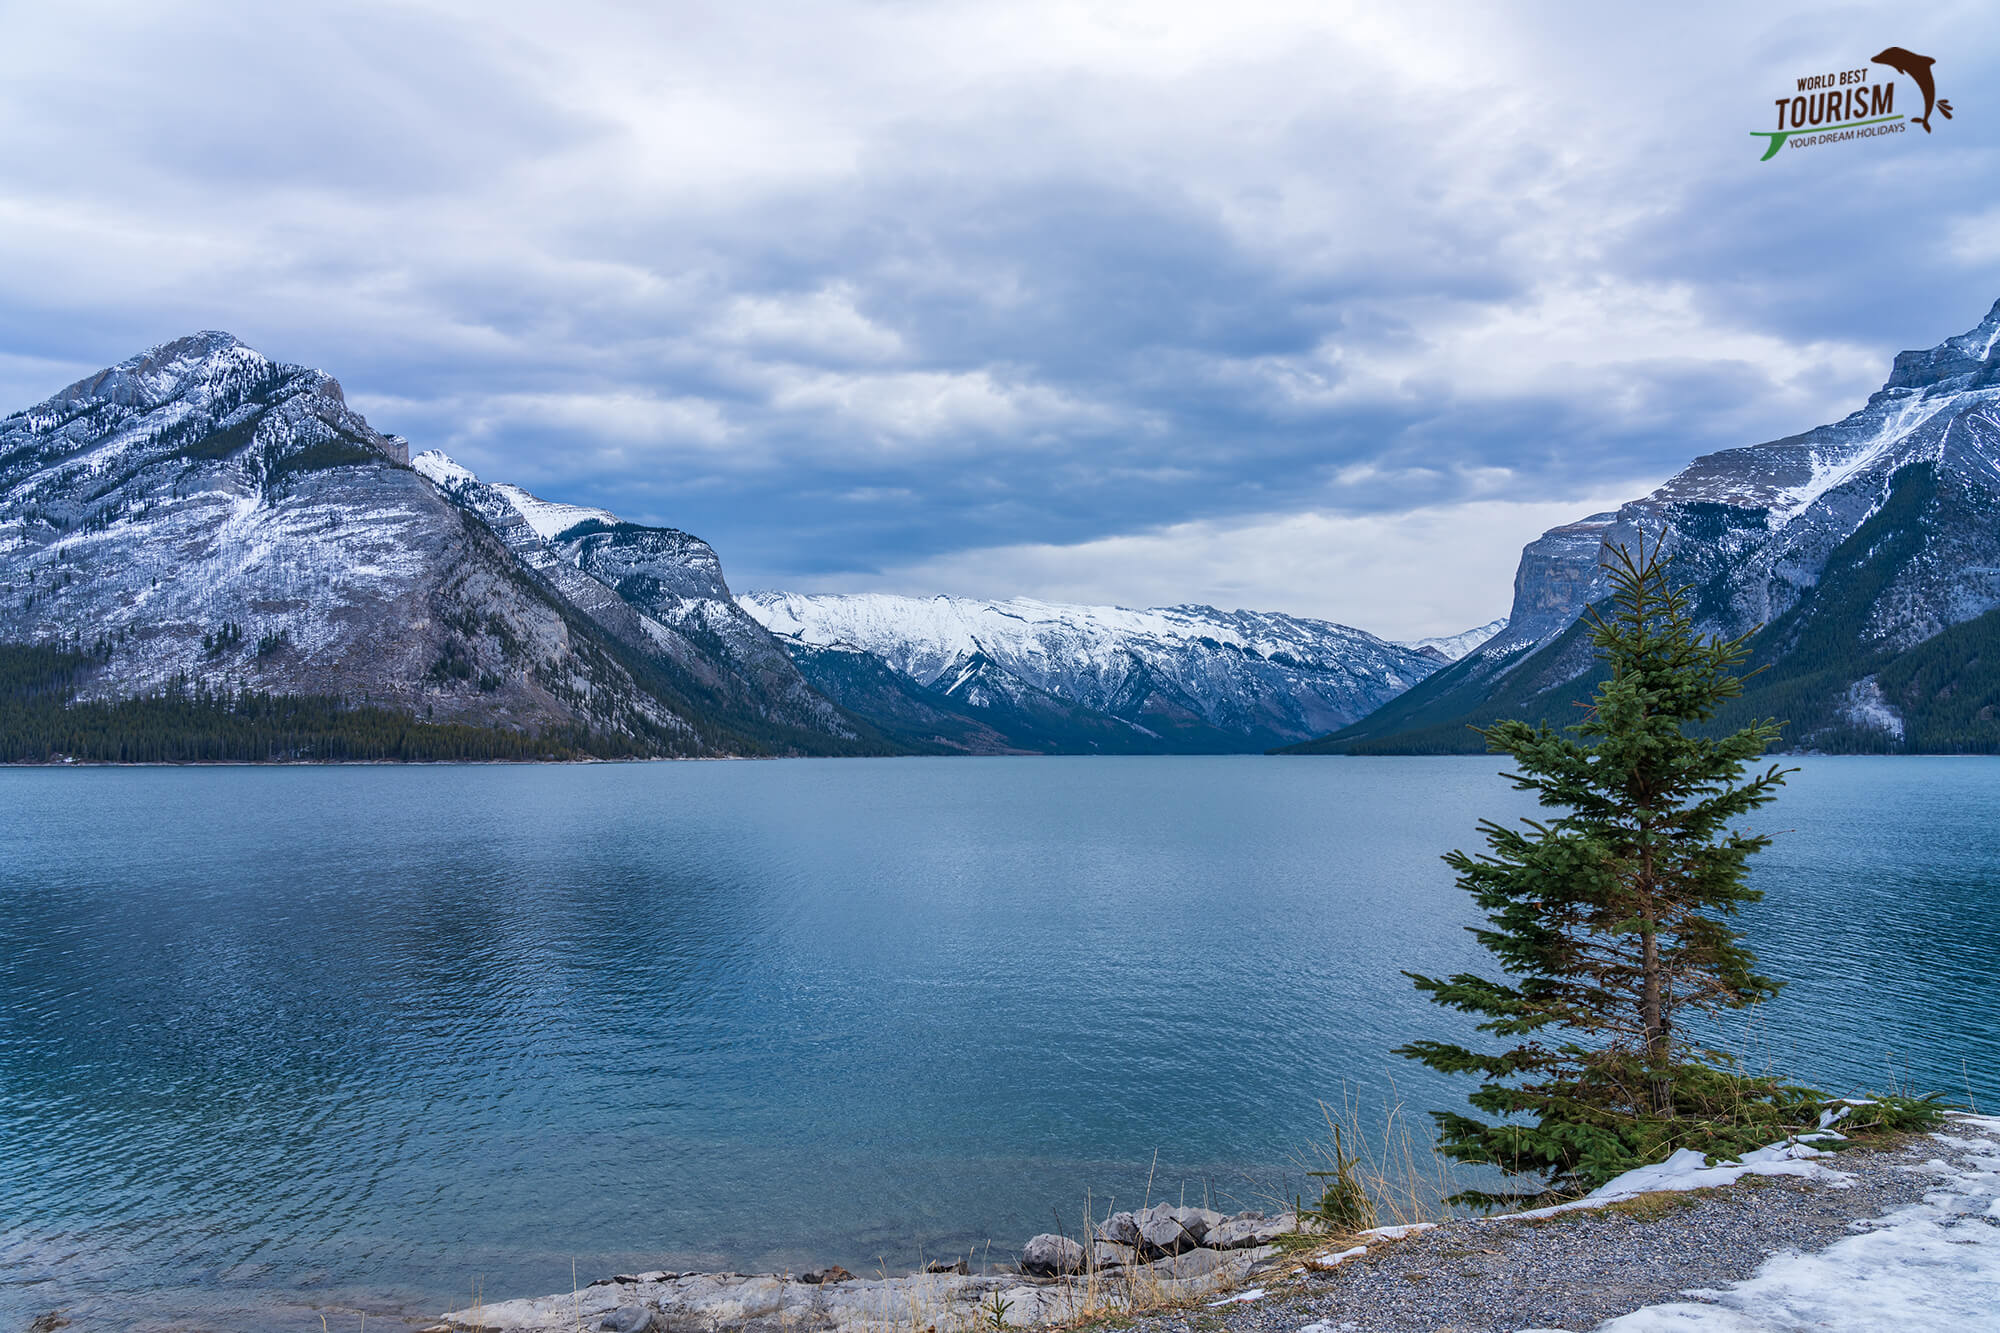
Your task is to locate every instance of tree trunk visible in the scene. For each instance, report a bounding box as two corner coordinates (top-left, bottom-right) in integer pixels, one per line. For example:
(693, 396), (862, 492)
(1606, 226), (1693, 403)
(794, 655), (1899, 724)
(1641, 906), (1672, 1115)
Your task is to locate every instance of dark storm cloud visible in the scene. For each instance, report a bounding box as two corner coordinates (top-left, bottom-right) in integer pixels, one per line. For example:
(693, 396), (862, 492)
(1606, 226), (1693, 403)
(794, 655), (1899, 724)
(1, 0), (1995, 633)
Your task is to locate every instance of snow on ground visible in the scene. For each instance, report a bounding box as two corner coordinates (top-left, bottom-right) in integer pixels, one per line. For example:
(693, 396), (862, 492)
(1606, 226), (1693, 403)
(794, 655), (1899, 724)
(1512, 1114), (2000, 1332)
(1504, 1136), (1857, 1224)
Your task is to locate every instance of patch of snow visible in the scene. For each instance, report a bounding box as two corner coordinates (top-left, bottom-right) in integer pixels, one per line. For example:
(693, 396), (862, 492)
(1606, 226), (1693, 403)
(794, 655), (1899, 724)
(1358, 1222), (1438, 1240)
(1505, 1135), (1855, 1223)
(1765, 393), (1955, 528)
(1588, 1115), (2000, 1331)
(491, 482), (619, 540)
(1303, 1244), (1367, 1271)
(1207, 1286), (1265, 1305)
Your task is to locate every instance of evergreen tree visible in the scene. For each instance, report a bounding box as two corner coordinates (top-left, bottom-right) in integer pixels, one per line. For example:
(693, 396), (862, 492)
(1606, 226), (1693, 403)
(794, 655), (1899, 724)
(1397, 542), (1814, 1202)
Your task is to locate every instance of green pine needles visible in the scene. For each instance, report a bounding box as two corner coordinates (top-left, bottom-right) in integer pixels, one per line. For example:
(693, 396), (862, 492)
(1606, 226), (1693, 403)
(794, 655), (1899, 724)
(1399, 542), (1824, 1204)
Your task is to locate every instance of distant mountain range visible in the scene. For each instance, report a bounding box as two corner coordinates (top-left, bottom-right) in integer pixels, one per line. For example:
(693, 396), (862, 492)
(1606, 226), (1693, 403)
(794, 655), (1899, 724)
(21, 301), (1995, 761)
(1289, 298), (2000, 755)
(738, 593), (1485, 753)
(0, 332), (1494, 758)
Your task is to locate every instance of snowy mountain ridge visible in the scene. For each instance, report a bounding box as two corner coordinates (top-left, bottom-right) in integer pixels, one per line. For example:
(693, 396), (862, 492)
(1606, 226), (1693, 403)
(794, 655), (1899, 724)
(739, 591), (1485, 750)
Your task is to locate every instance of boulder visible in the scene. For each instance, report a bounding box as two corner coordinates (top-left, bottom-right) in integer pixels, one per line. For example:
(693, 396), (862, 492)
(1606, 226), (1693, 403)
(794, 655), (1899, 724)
(1171, 1206), (1223, 1240)
(1018, 1233), (1087, 1277)
(1090, 1241), (1139, 1269)
(1094, 1211), (1141, 1246)
(1134, 1202), (1201, 1256)
(598, 1305), (657, 1333)
(1204, 1212), (1299, 1249)
(925, 1258), (968, 1275)
(799, 1266), (854, 1285)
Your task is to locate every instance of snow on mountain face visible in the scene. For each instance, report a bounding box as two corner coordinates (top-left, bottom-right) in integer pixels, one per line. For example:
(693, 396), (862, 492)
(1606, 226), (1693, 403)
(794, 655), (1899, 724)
(490, 483), (618, 541)
(1401, 618), (1507, 661)
(1482, 297), (2000, 664)
(0, 335), (860, 754)
(738, 591), (1449, 748)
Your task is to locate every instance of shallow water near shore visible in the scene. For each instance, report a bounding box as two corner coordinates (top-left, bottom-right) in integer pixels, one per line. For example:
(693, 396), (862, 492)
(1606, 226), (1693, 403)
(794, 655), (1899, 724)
(2, 755), (1996, 1330)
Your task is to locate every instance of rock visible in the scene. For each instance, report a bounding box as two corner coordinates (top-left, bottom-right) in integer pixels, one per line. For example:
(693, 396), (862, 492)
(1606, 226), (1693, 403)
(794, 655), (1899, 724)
(1205, 1212), (1300, 1249)
(1091, 1241), (1139, 1269)
(1171, 1206), (1222, 1241)
(1135, 1202), (1201, 1256)
(1018, 1233), (1086, 1276)
(1095, 1211), (1141, 1246)
(925, 1258), (968, 1274)
(1140, 1246), (1234, 1279)
(599, 1305), (656, 1333)
(800, 1266), (854, 1285)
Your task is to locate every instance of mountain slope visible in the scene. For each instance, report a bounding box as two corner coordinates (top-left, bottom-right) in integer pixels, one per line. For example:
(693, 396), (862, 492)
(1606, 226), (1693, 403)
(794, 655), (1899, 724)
(0, 332), (879, 757)
(1291, 299), (2000, 755)
(410, 451), (871, 754)
(739, 592), (1454, 752)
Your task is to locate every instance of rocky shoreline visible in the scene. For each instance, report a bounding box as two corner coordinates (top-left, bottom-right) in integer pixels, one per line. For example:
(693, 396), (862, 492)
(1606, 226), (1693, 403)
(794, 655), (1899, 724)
(438, 1205), (1309, 1333)
(425, 1115), (2000, 1333)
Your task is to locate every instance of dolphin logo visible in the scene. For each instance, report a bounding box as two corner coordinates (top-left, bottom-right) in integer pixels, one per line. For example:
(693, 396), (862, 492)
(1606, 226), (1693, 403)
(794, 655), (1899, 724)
(1872, 47), (1953, 132)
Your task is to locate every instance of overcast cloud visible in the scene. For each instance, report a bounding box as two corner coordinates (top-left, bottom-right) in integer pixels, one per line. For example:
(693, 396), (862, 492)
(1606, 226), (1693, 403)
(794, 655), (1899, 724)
(2, 0), (1995, 637)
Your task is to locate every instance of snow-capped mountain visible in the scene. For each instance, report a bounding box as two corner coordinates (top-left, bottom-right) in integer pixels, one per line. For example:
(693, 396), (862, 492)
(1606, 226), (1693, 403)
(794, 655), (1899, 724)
(739, 592), (1458, 751)
(1401, 618), (1507, 662)
(1307, 298), (2000, 754)
(0, 332), (870, 756)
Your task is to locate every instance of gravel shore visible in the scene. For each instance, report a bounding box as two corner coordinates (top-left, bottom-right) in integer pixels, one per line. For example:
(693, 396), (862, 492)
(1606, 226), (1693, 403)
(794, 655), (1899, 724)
(1108, 1128), (1982, 1333)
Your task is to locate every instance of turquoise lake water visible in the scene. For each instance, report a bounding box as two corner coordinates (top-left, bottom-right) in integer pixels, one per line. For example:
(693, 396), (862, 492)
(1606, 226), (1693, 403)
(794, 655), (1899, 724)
(2, 756), (1995, 1329)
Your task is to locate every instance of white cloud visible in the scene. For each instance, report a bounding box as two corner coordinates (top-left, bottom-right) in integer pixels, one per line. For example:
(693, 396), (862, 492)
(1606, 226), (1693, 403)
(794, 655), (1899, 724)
(710, 284), (906, 363)
(765, 366), (1122, 444)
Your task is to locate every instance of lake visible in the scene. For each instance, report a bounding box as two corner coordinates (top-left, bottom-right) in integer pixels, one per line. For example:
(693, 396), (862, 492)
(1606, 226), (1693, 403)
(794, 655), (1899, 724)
(2, 756), (1995, 1330)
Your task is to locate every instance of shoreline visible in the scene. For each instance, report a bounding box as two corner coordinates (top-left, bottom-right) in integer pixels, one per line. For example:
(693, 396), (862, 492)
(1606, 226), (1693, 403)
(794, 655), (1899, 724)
(414, 1116), (2000, 1333)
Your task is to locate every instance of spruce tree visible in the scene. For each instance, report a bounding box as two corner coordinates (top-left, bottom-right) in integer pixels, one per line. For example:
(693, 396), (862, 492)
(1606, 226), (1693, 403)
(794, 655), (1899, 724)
(1398, 542), (1813, 1202)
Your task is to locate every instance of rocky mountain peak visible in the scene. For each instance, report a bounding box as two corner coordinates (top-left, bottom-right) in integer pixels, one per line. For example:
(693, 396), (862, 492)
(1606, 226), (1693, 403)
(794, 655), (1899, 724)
(1882, 297), (2000, 394)
(46, 330), (279, 411)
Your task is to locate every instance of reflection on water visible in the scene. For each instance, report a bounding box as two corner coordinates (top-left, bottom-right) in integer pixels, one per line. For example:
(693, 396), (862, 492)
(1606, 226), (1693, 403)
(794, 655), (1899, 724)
(0, 757), (1993, 1329)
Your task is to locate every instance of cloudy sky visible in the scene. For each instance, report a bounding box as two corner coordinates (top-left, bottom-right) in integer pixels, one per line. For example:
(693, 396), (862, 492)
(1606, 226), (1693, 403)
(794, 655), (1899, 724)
(3, 1), (1995, 637)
